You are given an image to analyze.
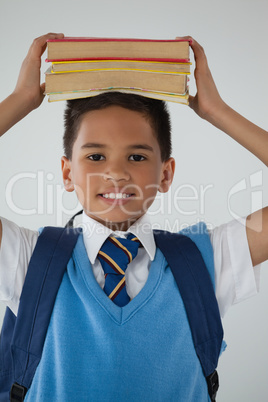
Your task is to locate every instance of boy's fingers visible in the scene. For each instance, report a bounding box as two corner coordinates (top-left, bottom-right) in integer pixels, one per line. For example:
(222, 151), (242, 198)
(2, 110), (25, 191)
(188, 95), (198, 111)
(176, 36), (207, 66)
(188, 94), (194, 106)
(40, 82), (46, 94)
(29, 32), (64, 59)
(175, 35), (193, 43)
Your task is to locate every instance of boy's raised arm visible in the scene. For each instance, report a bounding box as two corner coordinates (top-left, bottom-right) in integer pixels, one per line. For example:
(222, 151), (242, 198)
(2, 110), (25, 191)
(185, 36), (268, 167)
(185, 36), (268, 266)
(0, 33), (64, 247)
(0, 32), (64, 137)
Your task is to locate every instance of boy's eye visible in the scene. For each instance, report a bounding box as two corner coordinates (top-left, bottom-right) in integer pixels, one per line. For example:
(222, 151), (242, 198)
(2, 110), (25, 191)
(129, 154), (146, 162)
(88, 154), (105, 161)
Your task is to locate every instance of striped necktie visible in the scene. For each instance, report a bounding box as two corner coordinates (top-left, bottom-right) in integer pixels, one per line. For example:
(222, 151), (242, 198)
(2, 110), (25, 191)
(98, 234), (140, 307)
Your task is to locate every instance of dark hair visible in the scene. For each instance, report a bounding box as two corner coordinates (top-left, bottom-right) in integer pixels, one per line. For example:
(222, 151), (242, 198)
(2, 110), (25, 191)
(63, 92), (172, 161)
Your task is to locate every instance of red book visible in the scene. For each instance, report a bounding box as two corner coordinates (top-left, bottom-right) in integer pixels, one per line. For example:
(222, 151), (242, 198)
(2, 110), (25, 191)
(46, 37), (191, 63)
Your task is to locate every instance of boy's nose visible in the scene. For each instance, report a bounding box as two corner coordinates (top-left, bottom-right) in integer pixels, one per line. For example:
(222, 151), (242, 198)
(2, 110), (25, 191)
(103, 162), (130, 182)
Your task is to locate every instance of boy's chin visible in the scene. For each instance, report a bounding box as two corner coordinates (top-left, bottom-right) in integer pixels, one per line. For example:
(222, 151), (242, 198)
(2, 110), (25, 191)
(86, 211), (144, 231)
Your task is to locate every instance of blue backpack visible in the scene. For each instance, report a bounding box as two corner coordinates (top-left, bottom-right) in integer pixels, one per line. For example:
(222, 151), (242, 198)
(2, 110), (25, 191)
(0, 218), (223, 402)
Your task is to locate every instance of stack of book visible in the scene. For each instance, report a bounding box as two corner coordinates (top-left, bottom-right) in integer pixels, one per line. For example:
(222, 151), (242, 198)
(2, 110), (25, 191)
(45, 37), (191, 104)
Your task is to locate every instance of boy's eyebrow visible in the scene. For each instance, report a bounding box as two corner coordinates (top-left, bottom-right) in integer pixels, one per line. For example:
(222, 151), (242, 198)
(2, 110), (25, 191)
(80, 143), (154, 152)
(127, 144), (154, 152)
(81, 143), (106, 149)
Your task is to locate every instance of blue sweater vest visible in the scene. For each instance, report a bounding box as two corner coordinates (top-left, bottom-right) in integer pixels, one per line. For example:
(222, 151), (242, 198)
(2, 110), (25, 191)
(25, 223), (220, 401)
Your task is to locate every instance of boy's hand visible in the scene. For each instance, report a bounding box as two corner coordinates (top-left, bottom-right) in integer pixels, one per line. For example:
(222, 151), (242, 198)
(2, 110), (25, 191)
(13, 32), (64, 110)
(177, 35), (268, 166)
(177, 36), (226, 121)
(0, 33), (64, 136)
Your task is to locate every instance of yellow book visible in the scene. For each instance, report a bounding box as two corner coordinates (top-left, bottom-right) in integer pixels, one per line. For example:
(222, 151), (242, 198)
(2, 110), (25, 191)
(46, 88), (189, 105)
(45, 68), (188, 95)
(51, 60), (191, 74)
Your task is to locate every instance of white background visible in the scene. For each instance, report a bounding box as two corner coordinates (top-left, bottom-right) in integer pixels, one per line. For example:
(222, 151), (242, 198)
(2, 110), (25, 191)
(0, 0), (268, 400)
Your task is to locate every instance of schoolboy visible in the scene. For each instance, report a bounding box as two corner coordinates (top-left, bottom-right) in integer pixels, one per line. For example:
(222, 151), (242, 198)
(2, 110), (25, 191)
(0, 33), (267, 400)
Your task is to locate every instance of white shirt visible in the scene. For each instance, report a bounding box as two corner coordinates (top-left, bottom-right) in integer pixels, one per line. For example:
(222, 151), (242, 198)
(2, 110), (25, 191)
(0, 213), (260, 318)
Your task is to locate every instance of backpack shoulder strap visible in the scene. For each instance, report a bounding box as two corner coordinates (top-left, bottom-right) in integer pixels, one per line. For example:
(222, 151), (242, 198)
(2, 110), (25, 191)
(153, 228), (223, 402)
(10, 226), (81, 401)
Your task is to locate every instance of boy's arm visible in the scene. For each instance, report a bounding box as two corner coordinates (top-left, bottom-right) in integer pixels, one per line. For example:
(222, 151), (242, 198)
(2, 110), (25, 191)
(186, 37), (268, 166)
(0, 33), (64, 247)
(186, 37), (268, 266)
(0, 32), (64, 137)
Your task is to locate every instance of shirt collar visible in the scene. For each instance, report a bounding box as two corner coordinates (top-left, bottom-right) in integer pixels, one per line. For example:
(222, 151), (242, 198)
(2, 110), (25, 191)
(81, 212), (156, 264)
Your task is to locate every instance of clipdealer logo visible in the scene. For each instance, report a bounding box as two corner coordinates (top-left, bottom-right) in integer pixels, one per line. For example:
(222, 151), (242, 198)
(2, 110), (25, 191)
(5, 171), (214, 223)
(4, 169), (265, 228)
(227, 170), (264, 229)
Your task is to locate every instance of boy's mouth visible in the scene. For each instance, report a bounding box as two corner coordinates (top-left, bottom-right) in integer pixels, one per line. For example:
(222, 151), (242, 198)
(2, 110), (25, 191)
(100, 192), (133, 200)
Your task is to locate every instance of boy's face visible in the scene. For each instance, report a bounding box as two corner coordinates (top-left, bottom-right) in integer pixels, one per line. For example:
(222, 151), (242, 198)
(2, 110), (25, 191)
(62, 105), (175, 231)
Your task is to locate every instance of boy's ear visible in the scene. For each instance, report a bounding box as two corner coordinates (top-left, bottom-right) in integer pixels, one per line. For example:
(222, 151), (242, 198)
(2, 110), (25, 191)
(159, 157), (175, 193)
(61, 156), (75, 192)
